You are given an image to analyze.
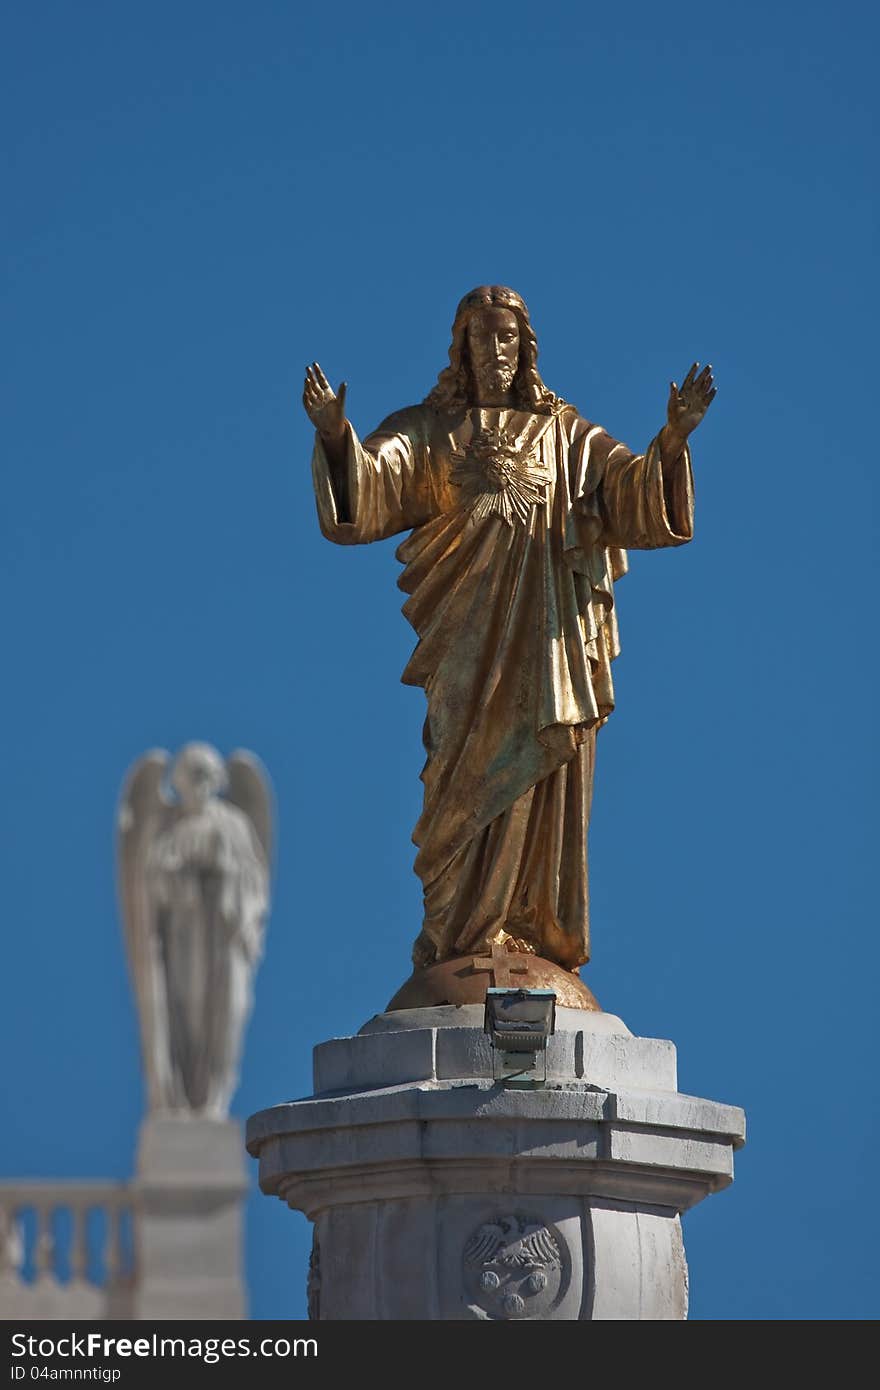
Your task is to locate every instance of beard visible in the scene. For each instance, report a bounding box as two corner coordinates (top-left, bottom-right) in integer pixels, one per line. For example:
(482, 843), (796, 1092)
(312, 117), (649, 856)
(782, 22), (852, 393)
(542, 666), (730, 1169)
(474, 360), (516, 392)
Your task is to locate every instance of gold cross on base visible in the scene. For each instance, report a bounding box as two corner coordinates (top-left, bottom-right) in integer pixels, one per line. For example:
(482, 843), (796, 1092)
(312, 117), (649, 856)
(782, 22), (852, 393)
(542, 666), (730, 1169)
(469, 945), (532, 990)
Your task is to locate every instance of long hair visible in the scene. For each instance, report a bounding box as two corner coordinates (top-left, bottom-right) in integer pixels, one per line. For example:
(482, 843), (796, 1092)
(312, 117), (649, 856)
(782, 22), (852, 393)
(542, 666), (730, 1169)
(425, 286), (561, 415)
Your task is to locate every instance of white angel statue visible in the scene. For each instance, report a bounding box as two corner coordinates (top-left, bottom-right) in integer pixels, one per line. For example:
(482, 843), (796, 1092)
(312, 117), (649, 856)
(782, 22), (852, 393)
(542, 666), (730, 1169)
(117, 743), (272, 1118)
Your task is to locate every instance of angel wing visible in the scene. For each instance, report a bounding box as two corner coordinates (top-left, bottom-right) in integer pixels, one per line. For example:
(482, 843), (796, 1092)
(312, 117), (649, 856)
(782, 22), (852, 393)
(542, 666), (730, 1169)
(518, 1225), (561, 1269)
(464, 1224), (505, 1266)
(226, 749), (274, 870)
(117, 749), (177, 1112)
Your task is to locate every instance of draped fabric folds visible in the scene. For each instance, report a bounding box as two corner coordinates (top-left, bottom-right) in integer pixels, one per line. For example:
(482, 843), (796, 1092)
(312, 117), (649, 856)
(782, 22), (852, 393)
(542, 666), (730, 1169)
(312, 402), (693, 968)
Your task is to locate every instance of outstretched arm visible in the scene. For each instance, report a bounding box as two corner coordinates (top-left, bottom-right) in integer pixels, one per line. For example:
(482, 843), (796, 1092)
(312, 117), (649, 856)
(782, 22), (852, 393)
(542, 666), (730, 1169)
(574, 363), (716, 551)
(303, 362), (433, 544)
(658, 362), (715, 523)
(303, 362), (351, 517)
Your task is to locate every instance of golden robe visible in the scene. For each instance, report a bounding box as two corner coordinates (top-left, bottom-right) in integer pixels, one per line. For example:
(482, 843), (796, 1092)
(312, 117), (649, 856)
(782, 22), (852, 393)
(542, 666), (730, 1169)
(312, 402), (693, 969)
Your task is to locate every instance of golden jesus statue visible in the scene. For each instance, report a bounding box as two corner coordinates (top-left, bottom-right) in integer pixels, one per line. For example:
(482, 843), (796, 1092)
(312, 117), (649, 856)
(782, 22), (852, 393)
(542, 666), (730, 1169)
(304, 286), (714, 995)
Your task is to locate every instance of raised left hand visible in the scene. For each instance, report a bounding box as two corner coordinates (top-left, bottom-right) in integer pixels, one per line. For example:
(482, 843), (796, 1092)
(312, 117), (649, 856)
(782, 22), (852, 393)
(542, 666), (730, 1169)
(667, 362), (716, 440)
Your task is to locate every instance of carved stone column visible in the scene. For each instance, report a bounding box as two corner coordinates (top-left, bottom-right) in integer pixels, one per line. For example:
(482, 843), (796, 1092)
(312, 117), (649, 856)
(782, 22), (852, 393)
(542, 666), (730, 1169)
(247, 1006), (745, 1320)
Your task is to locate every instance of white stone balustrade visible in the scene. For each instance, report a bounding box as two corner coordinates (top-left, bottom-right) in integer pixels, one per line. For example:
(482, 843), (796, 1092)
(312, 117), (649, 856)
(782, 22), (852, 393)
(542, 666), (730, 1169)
(0, 1181), (136, 1320)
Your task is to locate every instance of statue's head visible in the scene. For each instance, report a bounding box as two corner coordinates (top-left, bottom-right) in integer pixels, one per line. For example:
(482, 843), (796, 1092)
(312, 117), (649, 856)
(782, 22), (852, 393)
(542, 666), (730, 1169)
(425, 286), (560, 415)
(171, 742), (227, 811)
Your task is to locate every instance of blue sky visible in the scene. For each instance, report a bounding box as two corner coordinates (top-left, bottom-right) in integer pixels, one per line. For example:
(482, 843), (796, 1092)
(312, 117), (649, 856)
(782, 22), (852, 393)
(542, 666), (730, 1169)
(2, 1), (877, 1320)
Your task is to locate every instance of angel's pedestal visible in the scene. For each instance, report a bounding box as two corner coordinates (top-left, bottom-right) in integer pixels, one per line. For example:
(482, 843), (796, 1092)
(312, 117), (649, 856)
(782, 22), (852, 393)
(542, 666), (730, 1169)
(246, 1005), (745, 1320)
(132, 1116), (248, 1320)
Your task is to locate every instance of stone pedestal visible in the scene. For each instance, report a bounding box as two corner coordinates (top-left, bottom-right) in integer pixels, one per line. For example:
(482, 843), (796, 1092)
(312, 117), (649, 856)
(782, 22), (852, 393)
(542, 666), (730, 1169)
(133, 1116), (248, 1320)
(247, 1006), (745, 1320)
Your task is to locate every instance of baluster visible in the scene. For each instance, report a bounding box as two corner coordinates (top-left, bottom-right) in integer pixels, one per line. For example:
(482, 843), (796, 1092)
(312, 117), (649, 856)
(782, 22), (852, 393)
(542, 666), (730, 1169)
(0, 1206), (23, 1280)
(69, 1204), (88, 1284)
(34, 1201), (55, 1281)
(104, 1204), (124, 1286)
(127, 1200), (139, 1282)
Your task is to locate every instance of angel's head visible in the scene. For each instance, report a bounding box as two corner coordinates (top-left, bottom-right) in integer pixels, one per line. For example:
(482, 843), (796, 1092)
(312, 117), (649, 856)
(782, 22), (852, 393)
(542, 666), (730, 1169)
(171, 743), (227, 812)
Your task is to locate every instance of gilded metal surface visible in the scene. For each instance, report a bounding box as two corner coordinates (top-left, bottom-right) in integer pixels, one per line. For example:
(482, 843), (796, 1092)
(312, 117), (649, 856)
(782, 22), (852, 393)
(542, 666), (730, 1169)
(303, 287), (714, 977)
(386, 948), (601, 1013)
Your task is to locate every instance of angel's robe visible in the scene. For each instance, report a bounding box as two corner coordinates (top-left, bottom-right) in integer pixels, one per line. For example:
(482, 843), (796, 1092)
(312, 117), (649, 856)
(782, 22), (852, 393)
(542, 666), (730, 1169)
(146, 800), (268, 1114)
(312, 401), (693, 969)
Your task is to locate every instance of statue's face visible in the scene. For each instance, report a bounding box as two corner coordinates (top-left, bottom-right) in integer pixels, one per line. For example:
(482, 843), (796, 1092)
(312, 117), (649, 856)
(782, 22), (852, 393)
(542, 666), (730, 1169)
(172, 745), (225, 810)
(467, 307), (520, 397)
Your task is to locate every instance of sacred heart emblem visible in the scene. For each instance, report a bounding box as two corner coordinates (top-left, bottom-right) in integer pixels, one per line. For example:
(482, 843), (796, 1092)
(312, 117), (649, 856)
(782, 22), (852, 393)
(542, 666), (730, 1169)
(450, 424), (550, 526)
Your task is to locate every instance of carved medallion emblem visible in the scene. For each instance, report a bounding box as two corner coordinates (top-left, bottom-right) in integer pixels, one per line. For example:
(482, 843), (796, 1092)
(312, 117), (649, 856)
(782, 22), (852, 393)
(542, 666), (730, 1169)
(463, 1212), (563, 1319)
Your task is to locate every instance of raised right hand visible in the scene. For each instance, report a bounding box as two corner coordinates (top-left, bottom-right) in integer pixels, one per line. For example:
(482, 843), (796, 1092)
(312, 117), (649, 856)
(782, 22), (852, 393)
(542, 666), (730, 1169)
(303, 362), (348, 441)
